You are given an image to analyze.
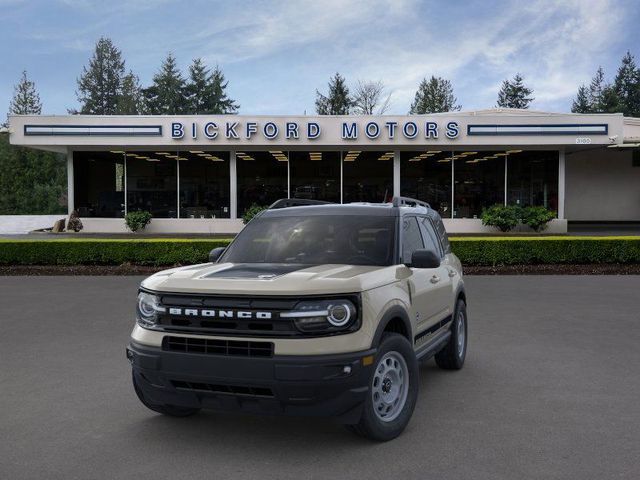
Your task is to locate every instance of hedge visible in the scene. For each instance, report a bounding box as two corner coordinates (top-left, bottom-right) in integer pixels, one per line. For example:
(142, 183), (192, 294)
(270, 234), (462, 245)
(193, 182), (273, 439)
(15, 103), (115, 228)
(0, 237), (639, 266)
(0, 239), (233, 266)
(450, 236), (640, 266)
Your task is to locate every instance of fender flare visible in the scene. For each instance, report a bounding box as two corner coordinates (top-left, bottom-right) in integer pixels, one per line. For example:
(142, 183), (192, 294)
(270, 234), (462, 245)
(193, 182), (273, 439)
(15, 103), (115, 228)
(371, 305), (413, 347)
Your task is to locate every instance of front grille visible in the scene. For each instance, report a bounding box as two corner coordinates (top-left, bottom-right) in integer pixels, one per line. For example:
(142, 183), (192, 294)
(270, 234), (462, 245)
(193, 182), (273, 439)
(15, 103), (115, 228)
(163, 336), (274, 357)
(171, 380), (274, 398)
(156, 294), (300, 337)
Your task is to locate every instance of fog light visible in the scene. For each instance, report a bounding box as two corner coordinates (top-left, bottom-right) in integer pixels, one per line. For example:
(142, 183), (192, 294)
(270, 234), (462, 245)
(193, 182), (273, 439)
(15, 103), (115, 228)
(126, 348), (134, 363)
(343, 365), (352, 374)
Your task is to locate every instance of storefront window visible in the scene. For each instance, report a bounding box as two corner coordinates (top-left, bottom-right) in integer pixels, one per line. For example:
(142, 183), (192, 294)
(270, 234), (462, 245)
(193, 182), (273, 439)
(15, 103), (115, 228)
(343, 151), (394, 203)
(126, 152), (177, 218)
(400, 151), (452, 217)
(507, 150), (558, 212)
(178, 151), (230, 218)
(289, 151), (340, 203)
(73, 151), (125, 217)
(237, 150), (288, 216)
(453, 151), (505, 218)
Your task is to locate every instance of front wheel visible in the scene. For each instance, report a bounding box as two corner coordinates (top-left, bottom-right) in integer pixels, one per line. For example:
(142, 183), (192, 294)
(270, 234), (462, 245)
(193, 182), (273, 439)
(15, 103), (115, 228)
(132, 371), (200, 417)
(435, 299), (467, 370)
(346, 333), (419, 441)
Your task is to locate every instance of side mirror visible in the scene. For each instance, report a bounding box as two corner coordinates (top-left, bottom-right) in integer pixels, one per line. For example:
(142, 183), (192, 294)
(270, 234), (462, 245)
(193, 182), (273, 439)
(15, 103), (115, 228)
(209, 247), (226, 263)
(409, 249), (440, 269)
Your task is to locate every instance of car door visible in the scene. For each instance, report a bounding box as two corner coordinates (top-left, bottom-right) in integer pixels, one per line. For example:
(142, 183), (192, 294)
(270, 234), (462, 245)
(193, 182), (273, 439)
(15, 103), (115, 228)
(417, 216), (454, 329)
(400, 216), (446, 334)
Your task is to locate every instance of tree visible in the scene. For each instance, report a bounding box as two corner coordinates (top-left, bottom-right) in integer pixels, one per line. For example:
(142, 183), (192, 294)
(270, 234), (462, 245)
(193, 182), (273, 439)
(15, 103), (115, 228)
(8, 70), (42, 117)
(613, 51), (640, 117)
(587, 66), (607, 112)
(352, 80), (391, 115)
(571, 85), (591, 113)
(496, 73), (534, 109)
(185, 59), (239, 114)
(409, 76), (461, 114)
(143, 53), (187, 115)
(116, 71), (144, 115)
(74, 37), (125, 114)
(315, 73), (352, 115)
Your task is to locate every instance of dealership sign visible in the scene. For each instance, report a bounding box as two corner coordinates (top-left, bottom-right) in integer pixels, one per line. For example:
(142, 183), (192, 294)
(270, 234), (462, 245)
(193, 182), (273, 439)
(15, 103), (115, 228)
(170, 120), (461, 141)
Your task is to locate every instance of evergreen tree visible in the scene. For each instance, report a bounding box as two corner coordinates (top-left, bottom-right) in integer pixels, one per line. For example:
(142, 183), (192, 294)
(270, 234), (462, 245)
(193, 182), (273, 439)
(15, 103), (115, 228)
(185, 59), (239, 114)
(588, 66), (607, 111)
(496, 73), (534, 109)
(143, 53), (187, 115)
(409, 76), (461, 114)
(315, 73), (352, 115)
(571, 85), (591, 113)
(8, 70), (42, 116)
(613, 51), (640, 117)
(75, 37), (125, 114)
(208, 65), (239, 114)
(116, 71), (144, 115)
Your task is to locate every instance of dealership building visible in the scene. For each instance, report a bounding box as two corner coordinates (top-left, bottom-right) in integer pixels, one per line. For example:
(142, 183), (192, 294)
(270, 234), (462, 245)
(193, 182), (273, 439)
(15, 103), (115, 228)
(8, 109), (640, 233)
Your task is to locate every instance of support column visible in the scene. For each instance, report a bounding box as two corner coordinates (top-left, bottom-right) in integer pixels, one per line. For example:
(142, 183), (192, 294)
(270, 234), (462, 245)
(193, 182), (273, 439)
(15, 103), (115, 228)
(504, 154), (508, 205)
(558, 148), (566, 220)
(450, 152), (455, 218)
(230, 150), (237, 219)
(66, 149), (74, 216)
(393, 150), (400, 198)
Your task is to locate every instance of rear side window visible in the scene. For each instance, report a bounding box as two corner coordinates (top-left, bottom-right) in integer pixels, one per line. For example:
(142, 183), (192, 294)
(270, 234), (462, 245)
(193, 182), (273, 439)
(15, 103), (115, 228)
(431, 215), (451, 254)
(419, 217), (443, 257)
(401, 217), (424, 263)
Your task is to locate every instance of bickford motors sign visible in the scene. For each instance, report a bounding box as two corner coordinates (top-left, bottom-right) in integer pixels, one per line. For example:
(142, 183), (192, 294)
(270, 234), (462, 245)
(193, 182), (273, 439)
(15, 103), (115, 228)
(170, 119), (461, 141)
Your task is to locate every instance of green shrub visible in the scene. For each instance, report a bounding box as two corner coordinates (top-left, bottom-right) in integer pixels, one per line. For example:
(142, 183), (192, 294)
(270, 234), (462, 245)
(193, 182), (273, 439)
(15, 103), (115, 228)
(521, 206), (556, 232)
(450, 237), (640, 266)
(0, 239), (233, 266)
(125, 210), (152, 232)
(481, 204), (521, 232)
(242, 204), (268, 224)
(0, 237), (639, 267)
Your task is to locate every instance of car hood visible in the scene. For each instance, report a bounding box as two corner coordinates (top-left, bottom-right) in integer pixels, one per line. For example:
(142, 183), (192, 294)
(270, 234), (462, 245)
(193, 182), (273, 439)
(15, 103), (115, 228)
(141, 262), (400, 295)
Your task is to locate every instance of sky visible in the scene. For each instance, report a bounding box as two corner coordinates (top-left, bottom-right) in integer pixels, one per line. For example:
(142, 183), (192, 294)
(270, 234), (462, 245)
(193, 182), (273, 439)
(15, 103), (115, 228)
(1, 0), (639, 117)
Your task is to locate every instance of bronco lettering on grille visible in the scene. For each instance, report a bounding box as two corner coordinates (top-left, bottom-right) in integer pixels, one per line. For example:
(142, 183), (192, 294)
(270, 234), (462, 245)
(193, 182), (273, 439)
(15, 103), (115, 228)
(167, 308), (272, 320)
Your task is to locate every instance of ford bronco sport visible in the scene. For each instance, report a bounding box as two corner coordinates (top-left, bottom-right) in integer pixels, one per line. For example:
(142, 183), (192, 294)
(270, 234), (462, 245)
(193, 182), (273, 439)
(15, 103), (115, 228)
(128, 197), (467, 441)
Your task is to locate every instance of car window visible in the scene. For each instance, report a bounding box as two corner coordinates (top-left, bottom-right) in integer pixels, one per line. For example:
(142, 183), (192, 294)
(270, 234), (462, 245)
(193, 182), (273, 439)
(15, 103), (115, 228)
(432, 216), (452, 254)
(419, 217), (443, 257)
(401, 216), (424, 264)
(220, 215), (396, 266)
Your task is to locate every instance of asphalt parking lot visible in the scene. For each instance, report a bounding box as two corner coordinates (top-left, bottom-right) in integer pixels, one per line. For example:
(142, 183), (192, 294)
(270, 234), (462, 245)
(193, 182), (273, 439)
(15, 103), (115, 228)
(1, 276), (639, 480)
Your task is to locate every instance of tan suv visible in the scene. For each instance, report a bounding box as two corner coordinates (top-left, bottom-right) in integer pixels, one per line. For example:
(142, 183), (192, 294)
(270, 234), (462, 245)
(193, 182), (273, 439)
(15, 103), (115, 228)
(127, 197), (467, 441)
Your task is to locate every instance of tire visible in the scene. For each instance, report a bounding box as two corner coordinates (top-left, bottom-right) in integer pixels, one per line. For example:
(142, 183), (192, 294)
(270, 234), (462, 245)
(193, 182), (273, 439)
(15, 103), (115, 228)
(435, 298), (467, 370)
(347, 333), (419, 441)
(132, 371), (200, 417)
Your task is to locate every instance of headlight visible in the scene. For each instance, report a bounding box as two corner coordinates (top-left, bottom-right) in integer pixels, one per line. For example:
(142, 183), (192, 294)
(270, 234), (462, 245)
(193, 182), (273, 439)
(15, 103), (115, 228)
(281, 298), (358, 334)
(136, 291), (165, 328)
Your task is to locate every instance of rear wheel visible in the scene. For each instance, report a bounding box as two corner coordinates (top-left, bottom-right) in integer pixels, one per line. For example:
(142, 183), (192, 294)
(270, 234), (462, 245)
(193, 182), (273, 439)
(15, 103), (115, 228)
(132, 371), (200, 417)
(346, 333), (418, 441)
(435, 299), (467, 370)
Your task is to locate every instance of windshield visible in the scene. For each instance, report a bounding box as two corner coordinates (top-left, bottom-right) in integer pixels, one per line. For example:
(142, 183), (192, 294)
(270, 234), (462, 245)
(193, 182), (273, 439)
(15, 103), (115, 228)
(221, 215), (396, 266)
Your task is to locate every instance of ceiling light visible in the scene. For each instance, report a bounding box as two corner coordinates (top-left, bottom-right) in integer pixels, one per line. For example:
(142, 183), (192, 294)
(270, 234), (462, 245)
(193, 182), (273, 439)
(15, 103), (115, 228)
(146, 158), (160, 162)
(495, 153), (507, 156)
(437, 159), (451, 163)
(506, 150), (523, 154)
(110, 150), (125, 154)
(427, 150), (442, 154)
(155, 152), (170, 156)
(189, 151), (204, 154)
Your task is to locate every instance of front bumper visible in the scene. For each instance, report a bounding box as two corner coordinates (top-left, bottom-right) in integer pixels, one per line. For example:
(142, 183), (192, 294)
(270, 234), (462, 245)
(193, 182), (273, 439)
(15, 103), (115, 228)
(127, 341), (376, 423)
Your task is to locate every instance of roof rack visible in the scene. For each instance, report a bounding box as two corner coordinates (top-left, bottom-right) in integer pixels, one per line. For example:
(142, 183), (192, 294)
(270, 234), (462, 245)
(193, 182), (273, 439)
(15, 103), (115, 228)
(268, 198), (333, 209)
(390, 196), (431, 209)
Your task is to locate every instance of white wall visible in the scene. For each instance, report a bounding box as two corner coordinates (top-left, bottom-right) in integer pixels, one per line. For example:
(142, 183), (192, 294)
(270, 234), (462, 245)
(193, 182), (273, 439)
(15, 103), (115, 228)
(0, 215), (66, 234)
(566, 149), (640, 221)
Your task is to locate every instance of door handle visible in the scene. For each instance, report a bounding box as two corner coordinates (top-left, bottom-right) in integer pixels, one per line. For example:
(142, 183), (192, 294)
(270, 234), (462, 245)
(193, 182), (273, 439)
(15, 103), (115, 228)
(448, 269), (457, 278)
(430, 275), (440, 284)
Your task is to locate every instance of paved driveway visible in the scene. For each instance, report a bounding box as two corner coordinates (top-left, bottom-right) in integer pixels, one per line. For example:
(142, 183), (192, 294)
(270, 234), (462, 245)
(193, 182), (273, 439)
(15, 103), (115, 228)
(0, 276), (638, 480)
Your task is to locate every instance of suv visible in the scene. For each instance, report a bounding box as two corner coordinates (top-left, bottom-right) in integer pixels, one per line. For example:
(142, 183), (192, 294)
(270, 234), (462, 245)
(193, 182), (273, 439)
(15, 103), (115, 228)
(127, 197), (467, 441)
